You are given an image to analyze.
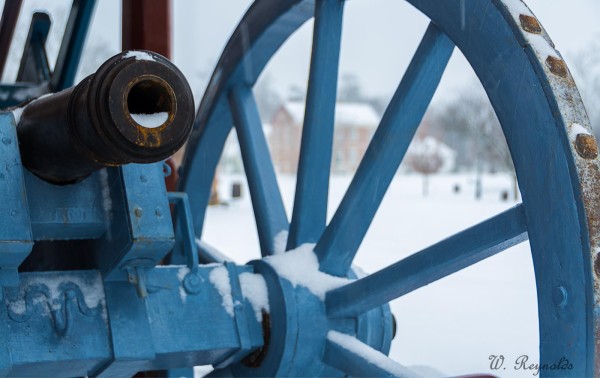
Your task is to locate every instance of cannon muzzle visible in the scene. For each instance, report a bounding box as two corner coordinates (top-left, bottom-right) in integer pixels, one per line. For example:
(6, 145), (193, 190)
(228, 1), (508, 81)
(16, 50), (195, 184)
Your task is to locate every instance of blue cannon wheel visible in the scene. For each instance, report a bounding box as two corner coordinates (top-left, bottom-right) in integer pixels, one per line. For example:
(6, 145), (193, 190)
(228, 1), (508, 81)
(179, 0), (600, 376)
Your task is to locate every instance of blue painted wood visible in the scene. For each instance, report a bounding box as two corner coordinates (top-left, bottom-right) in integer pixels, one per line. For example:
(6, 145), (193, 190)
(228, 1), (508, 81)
(406, 1), (593, 374)
(16, 12), (51, 83)
(192, 0), (313, 125)
(357, 306), (393, 357)
(197, 240), (231, 264)
(327, 205), (528, 318)
(0, 114), (32, 280)
(314, 23), (454, 276)
(171, 100), (232, 269)
(226, 260), (299, 377)
(287, 0), (344, 250)
(143, 265), (263, 370)
(0, 83), (50, 108)
(168, 192), (199, 272)
(179, 1), (314, 239)
(25, 170), (106, 240)
(213, 263), (262, 368)
(228, 85), (288, 256)
(169, 0), (598, 374)
(95, 280), (155, 377)
(0, 297), (12, 375)
(0, 0), (94, 104)
(51, 0), (96, 90)
(213, 262), (389, 378)
(97, 163), (174, 280)
(323, 333), (410, 377)
(344, 269), (394, 356)
(4, 271), (111, 377)
(177, 99), (233, 240)
(0, 266), (263, 376)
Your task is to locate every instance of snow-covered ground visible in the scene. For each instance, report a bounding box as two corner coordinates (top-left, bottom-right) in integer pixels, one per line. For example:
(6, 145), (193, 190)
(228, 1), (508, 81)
(201, 172), (538, 377)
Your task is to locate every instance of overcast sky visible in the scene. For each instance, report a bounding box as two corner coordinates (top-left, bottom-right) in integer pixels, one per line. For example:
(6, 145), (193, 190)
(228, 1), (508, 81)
(10, 0), (600, 105)
(168, 0), (600, 105)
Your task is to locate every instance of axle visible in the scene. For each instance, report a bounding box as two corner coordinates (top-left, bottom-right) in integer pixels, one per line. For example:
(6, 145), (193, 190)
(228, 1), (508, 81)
(15, 50), (194, 184)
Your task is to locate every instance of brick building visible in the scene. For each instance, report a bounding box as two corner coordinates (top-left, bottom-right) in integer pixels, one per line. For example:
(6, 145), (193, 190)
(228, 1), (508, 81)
(269, 101), (379, 174)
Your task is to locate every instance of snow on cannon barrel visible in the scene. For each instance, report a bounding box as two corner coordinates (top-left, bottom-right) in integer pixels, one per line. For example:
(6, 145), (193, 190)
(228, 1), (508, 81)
(15, 50), (194, 184)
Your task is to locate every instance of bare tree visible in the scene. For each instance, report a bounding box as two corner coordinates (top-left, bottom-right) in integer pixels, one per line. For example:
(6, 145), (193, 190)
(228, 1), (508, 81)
(3, 2), (69, 82)
(338, 73), (364, 103)
(287, 85), (305, 102)
(405, 137), (444, 196)
(568, 40), (600, 139)
(254, 73), (281, 121)
(426, 85), (517, 200)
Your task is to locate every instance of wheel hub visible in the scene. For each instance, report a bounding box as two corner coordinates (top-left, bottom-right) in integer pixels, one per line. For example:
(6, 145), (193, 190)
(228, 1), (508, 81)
(225, 256), (394, 377)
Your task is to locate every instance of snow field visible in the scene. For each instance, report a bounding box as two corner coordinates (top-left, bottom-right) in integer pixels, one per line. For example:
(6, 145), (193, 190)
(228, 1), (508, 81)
(202, 172), (537, 376)
(327, 330), (418, 377)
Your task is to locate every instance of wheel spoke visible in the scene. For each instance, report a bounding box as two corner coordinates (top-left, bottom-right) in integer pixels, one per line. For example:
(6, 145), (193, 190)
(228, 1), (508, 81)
(324, 331), (417, 377)
(179, 99), (233, 237)
(287, 0), (345, 250)
(196, 239), (232, 264)
(51, 0), (96, 90)
(326, 205), (528, 318)
(314, 23), (455, 275)
(228, 85), (288, 256)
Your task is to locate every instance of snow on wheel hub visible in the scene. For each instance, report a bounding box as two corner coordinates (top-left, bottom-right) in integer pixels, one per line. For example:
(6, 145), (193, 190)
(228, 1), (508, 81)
(218, 253), (394, 377)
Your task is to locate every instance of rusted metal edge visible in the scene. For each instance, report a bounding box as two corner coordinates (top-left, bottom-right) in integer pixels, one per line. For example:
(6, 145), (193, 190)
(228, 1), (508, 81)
(499, 0), (600, 375)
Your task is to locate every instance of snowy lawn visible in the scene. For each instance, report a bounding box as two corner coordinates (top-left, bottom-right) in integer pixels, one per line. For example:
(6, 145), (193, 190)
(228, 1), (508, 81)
(202, 172), (538, 377)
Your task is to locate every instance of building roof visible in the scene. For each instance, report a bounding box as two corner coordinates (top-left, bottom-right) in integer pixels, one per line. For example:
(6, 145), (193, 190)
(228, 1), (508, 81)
(282, 101), (380, 128)
(407, 136), (456, 159)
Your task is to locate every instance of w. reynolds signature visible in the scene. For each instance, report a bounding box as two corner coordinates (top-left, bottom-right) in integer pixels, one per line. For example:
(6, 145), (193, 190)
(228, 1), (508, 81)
(488, 355), (573, 376)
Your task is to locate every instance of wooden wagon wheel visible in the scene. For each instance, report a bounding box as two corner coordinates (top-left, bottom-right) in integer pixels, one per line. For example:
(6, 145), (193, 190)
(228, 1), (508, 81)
(178, 0), (600, 375)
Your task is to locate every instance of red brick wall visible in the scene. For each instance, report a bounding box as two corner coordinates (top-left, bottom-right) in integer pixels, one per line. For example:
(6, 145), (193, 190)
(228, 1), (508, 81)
(332, 126), (374, 173)
(269, 107), (375, 174)
(269, 109), (301, 174)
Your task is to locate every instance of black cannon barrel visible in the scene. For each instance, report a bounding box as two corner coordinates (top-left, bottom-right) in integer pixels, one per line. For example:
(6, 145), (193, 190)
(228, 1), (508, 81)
(16, 50), (195, 184)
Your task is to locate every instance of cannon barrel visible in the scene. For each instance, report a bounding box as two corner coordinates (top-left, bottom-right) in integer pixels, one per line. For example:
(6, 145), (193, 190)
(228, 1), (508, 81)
(16, 50), (194, 184)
